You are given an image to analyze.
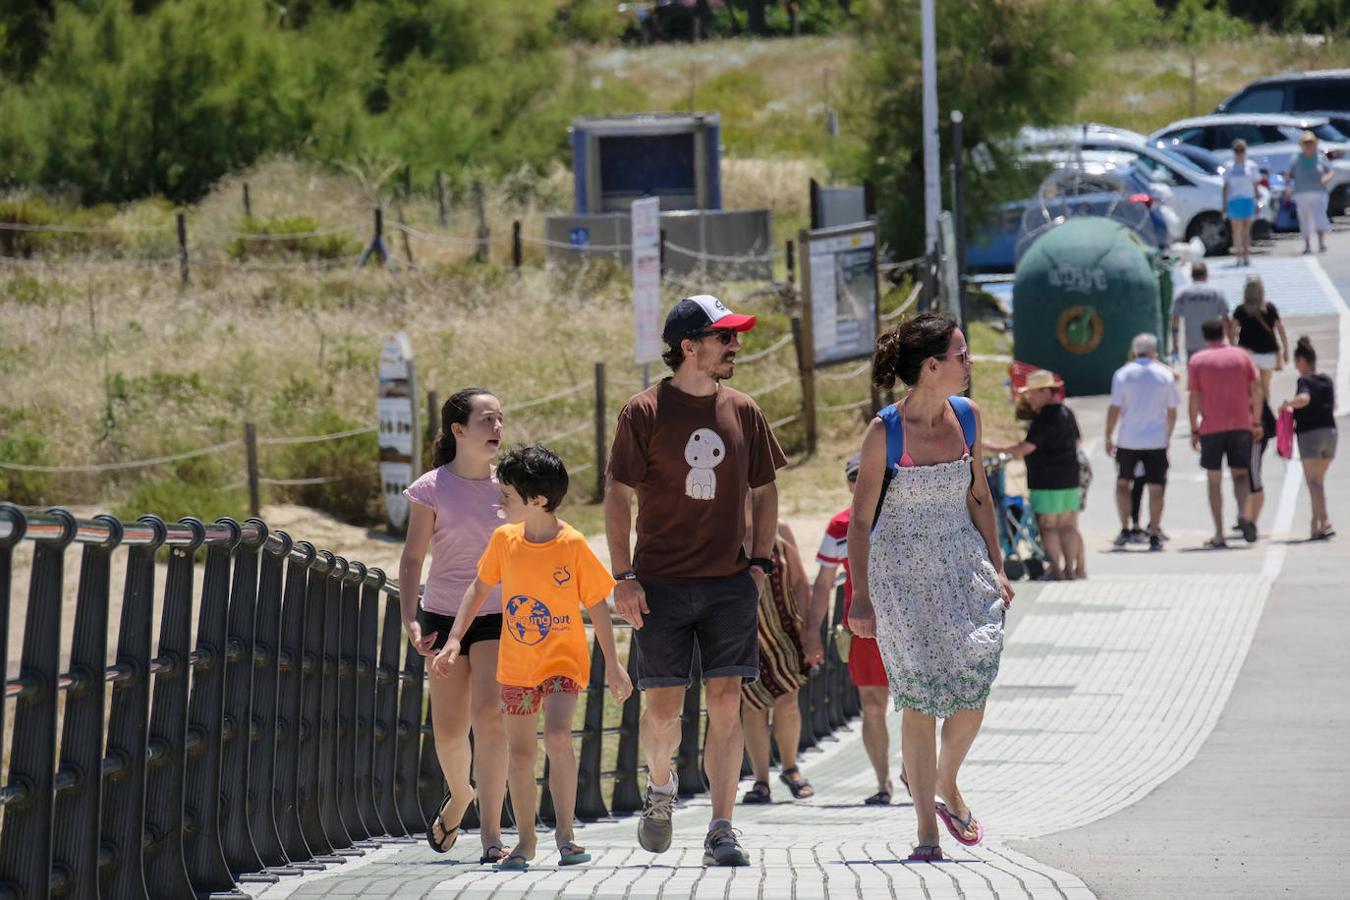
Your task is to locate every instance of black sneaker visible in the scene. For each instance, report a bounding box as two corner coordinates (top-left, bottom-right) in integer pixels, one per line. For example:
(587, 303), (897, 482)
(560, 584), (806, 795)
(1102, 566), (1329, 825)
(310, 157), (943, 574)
(703, 821), (749, 866)
(1239, 519), (1258, 543)
(1128, 527), (1149, 545)
(1113, 529), (1132, 548)
(1149, 533), (1163, 552)
(637, 786), (675, 853)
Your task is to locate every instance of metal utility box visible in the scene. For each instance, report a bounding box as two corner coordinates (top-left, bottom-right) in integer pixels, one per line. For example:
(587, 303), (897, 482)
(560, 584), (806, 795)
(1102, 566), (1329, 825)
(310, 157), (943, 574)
(543, 208), (773, 280)
(571, 114), (722, 213)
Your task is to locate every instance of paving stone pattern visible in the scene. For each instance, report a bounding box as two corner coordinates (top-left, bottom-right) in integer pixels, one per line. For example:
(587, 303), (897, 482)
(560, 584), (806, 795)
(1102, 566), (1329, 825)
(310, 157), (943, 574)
(250, 572), (1270, 900)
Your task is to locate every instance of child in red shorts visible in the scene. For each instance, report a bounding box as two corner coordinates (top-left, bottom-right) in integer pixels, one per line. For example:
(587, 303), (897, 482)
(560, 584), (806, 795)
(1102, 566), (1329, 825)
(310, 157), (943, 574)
(807, 453), (900, 804)
(436, 444), (631, 870)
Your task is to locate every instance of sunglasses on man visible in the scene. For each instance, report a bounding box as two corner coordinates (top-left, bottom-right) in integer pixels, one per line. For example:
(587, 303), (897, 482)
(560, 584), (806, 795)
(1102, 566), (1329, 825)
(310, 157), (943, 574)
(694, 329), (737, 345)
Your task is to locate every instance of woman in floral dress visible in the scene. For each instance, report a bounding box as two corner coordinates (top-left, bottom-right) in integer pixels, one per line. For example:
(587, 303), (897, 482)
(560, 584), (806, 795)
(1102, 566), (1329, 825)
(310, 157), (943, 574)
(847, 313), (1014, 861)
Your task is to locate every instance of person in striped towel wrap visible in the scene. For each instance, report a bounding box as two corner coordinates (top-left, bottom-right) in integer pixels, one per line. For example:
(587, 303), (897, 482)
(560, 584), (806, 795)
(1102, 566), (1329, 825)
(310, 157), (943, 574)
(740, 520), (815, 803)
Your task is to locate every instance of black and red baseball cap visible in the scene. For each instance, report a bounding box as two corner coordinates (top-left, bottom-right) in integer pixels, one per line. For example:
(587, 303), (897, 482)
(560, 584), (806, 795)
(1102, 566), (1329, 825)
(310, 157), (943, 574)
(662, 294), (757, 346)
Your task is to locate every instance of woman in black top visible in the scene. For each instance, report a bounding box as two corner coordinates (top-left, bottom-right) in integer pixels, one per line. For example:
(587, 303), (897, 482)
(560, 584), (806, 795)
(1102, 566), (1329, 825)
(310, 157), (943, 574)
(990, 370), (1083, 580)
(1281, 336), (1337, 540)
(1228, 274), (1289, 406)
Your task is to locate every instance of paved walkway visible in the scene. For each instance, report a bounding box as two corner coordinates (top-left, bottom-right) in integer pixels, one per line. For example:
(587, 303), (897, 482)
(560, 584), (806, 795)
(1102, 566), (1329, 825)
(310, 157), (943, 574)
(251, 227), (1349, 900)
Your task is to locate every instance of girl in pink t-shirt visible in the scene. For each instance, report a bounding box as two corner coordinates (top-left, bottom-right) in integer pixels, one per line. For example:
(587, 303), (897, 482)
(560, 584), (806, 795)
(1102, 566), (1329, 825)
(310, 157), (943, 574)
(399, 388), (508, 860)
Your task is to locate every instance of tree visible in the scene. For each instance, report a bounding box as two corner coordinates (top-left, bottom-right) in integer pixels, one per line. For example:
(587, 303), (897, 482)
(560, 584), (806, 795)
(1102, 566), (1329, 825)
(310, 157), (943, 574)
(848, 0), (1114, 257)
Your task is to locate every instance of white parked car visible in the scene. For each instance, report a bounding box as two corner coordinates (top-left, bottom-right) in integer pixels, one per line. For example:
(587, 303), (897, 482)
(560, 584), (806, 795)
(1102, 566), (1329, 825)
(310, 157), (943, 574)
(1018, 128), (1264, 255)
(1147, 113), (1350, 215)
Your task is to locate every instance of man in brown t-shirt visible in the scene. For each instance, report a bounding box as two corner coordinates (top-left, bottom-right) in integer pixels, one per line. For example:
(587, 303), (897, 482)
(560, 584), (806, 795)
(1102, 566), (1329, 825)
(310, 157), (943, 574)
(605, 294), (786, 867)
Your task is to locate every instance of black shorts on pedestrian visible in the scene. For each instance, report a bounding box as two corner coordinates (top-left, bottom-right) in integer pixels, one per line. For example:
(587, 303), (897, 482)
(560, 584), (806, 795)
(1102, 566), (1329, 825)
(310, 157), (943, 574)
(1115, 448), (1169, 485)
(1199, 430), (1253, 471)
(417, 607), (503, 652)
(633, 570), (760, 689)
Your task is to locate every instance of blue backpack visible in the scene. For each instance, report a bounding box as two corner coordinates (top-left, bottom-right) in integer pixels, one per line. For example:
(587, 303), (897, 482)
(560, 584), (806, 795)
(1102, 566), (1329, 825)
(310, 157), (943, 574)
(872, 396), (977, 526)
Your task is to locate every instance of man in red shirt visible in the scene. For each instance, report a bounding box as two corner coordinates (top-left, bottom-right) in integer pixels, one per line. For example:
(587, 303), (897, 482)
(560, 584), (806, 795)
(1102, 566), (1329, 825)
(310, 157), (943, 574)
(805, 454), (897, 805)
(1188, 318), (1264, 548)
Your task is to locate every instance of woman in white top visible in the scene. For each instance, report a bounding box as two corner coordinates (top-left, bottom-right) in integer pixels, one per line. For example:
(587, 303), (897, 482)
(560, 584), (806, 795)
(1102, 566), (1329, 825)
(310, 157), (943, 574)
(1223, 139), (1260, 267)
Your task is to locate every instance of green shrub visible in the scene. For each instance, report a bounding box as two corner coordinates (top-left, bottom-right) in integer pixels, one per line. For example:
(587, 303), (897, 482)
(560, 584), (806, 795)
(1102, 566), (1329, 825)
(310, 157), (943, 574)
(274, 409), (381, 524)
(226, 215), (363, 261)
(0, 196), (128, 256)
(115, 479), (249, 526)
(111, 433), (247, 523)
(0, 427), (51, 505)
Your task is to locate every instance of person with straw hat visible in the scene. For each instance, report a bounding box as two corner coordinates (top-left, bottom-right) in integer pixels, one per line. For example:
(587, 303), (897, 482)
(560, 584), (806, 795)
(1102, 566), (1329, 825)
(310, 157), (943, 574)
(1284, 130), (1333, 255)
(988, 369), (1084, 580)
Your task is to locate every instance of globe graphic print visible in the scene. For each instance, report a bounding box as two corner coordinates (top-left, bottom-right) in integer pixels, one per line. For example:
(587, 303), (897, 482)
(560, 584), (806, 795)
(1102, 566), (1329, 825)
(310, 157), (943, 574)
(505, 595), (552, 646)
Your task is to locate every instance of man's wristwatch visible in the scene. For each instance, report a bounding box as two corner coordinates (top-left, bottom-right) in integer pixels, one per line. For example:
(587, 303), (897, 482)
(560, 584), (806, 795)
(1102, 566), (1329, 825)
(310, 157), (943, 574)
(613, 570), (637, 582)
(748, 556), (775, 576)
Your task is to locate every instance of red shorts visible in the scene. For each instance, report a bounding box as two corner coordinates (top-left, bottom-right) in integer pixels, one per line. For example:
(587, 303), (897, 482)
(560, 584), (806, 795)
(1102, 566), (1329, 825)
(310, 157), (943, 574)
(499, 676), (582, 716)
(847, 636), (888, 687)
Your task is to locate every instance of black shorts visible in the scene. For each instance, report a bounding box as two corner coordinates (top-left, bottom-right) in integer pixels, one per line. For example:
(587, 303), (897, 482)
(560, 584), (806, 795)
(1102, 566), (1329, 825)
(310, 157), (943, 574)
(417, 607), (503, 652)
(633, 570), (759, 689)
(1199, 430), (1253, 472)
(1115, 448), (1169, 485)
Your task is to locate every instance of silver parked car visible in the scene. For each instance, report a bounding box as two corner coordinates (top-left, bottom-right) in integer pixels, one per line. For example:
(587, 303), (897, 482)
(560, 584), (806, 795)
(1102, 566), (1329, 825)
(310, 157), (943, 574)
(1018, 126), (1267, 254)
(1148, 113), (1350, 215)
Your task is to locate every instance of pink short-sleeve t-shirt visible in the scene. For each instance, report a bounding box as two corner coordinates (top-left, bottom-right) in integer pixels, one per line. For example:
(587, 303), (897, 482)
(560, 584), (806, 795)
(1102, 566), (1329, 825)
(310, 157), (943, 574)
(1188, 346), (1258, 435)
(403, 467), (503, 616)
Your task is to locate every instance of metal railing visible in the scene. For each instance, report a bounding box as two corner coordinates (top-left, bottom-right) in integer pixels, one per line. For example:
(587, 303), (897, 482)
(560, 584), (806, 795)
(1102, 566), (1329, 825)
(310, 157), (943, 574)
(0, 504), (858, 898)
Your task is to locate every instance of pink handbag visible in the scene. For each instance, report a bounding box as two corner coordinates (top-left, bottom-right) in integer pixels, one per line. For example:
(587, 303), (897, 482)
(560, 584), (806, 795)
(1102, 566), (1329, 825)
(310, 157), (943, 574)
(1276, 407), (1295, 460)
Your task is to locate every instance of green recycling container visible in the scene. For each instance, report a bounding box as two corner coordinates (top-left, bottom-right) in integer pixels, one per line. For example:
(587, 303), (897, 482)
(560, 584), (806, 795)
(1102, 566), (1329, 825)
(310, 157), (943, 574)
(1013, 217), (1162, 396)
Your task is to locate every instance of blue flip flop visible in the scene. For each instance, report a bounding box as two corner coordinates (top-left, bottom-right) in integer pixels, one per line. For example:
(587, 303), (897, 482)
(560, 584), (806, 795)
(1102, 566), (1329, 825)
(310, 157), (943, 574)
(558, 841), (591, 866)
(493, 852), (530, 871)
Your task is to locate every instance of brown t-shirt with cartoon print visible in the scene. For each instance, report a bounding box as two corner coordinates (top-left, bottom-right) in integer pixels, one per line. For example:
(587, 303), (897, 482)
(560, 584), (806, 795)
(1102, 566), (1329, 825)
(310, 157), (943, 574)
(608, 379), (786, 584)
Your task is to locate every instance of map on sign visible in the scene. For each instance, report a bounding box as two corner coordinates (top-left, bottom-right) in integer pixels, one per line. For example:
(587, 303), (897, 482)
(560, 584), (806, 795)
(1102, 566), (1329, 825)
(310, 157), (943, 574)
(803, 223), (880, 366)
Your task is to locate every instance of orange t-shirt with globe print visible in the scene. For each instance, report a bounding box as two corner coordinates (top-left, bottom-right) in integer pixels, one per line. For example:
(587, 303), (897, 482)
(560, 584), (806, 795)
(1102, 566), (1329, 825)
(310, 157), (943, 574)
(477, 522), (616, 688)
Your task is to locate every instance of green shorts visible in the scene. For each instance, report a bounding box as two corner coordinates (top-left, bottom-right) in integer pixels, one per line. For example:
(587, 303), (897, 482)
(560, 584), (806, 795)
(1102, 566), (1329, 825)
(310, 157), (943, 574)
(1030, 487), (1081, 515)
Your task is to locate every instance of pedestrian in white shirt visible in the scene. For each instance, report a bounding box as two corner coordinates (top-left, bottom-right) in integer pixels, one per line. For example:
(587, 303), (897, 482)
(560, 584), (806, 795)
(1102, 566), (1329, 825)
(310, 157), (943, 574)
(1223, 139), (1260, 267)
(1106, 333), (1181, 551)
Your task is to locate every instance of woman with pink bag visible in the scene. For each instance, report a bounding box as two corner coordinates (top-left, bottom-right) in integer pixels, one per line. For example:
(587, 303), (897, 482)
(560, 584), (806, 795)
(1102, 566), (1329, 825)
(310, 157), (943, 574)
(1280, 337), (1338, 540)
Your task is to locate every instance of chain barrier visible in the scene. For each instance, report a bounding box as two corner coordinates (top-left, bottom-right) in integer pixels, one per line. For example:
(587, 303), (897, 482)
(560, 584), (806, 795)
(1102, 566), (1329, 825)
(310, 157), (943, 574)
(0, 221), (173, 234)
(388, 221), (490, 247)
(736, 332), (794, 365)
(501, 381), (590, 413)
(255, 425), (377, 446)
(518, 233), (631, 253)
(747, 375), (796, 400)
(0, 440), (242, 474)
(818, 360), (871, 381)
(662, 240), (779, 264)
(880, 283), (923, 322)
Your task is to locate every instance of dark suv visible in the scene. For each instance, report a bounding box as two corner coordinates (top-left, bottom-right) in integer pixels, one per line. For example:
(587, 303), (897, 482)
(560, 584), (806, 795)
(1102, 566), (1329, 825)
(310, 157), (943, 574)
(1215, 69), (1350, 135)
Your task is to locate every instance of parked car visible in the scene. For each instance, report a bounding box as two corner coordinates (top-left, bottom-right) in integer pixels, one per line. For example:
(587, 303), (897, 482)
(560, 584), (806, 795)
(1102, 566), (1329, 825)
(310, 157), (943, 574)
(1148, 113), (1350, 215)
(1019, 128), (1253, 254)
(1150, 140), (1281, 237)
(1215, 69), (1350, 135)
(967, 162), (1170, 273)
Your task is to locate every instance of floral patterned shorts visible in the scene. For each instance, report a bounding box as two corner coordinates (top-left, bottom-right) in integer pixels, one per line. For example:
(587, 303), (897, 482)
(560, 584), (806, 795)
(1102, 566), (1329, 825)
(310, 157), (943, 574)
(499, 676), (583, 716)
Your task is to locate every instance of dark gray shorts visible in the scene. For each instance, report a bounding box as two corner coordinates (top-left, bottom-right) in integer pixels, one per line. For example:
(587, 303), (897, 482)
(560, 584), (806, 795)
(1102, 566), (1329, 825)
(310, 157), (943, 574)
(633, 571), (759, 689)
(1298, 427), (1338, 460)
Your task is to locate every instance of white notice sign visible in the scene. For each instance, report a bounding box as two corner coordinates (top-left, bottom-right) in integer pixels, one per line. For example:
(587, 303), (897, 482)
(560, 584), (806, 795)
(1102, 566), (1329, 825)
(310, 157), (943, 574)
(810, 252), (837, 355)
(631, 196), (663, 365)
(378, 333), (418, 534)
(803, 224), (880, 366)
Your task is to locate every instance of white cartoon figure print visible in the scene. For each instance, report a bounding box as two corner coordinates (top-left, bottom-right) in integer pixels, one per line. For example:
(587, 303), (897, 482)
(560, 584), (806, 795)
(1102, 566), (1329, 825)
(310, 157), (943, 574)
(684, 428), (726, 500)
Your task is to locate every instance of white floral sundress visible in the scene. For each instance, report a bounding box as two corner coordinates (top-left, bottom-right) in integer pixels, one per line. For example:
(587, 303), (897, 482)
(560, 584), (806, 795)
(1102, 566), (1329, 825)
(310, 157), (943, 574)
(869, 449), (1005, 718)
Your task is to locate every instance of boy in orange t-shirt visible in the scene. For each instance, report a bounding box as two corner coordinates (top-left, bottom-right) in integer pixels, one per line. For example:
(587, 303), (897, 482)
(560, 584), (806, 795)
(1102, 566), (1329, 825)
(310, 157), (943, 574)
(436, 444), (631, 870)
